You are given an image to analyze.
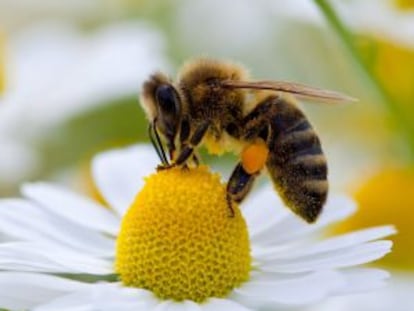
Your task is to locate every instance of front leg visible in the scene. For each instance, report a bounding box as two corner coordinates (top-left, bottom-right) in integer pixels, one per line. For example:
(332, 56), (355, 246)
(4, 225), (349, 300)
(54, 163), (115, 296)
(160, 121), (209, 169)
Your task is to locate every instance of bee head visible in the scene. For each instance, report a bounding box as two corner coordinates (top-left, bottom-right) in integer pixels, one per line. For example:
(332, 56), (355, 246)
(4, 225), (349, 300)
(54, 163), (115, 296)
(154, 83), (181, 142)
(140, 73), (182, 160)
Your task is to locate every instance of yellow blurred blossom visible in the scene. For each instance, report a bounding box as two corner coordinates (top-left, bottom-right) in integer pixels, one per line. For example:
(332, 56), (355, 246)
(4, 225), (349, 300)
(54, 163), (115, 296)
(395, 0), (414, 10)
(333, 167), (414, 270)
(0, 31), (5, 93)
(366, 39), (414, 107)
(357, 35), (414, 154)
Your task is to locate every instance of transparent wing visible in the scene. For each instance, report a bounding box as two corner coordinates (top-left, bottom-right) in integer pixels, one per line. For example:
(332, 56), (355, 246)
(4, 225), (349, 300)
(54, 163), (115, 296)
(221, 80), (357, 104)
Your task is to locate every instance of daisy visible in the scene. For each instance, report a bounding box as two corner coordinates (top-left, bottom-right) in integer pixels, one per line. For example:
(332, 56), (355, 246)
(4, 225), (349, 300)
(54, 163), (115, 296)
(0, 145), (394, 310)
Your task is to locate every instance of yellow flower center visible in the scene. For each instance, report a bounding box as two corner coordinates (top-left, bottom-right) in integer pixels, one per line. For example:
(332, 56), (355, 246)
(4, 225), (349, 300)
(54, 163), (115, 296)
(115, 166), (251, 302)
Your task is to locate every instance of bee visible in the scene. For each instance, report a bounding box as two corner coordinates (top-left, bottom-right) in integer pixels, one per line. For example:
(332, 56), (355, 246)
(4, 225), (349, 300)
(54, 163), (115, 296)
(140, 58), (354, 223)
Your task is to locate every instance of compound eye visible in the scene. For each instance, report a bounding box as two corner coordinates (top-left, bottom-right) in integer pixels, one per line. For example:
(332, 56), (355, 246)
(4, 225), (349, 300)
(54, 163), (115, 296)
(154, 84), (181, 143)
(155, 84), (178, 114)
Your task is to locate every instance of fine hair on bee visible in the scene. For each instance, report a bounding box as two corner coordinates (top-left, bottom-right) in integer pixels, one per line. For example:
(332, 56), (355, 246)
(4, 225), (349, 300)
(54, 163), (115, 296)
(140, 58), (355, 223)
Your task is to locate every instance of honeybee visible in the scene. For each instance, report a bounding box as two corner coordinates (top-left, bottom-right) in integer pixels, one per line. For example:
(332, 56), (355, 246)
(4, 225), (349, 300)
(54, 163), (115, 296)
(140, 58), (354, 223)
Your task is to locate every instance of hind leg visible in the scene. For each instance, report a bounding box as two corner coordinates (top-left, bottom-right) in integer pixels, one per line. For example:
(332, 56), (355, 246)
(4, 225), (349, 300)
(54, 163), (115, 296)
(226, 163), (257, 217)
(227, 163), (257, 203)
(226, 101), (276, 210)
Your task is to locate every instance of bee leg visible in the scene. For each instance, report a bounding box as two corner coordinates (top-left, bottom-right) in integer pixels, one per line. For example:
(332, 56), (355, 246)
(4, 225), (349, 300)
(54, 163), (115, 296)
(175, 122), (209, 166)
(226, 129), (270, 216)
(226, 194), (235, 218)
(182, 153), (200, 170)
(178, 153), (200, 172)
(226, 163), (258, 216)
(192, 153), (200, 166)
(224, 102), (273, 216)
(156, 163), (177, 171)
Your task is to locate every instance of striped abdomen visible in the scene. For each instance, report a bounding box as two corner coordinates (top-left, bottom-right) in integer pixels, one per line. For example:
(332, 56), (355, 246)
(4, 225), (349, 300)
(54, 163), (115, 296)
(266, 97), (328, 223)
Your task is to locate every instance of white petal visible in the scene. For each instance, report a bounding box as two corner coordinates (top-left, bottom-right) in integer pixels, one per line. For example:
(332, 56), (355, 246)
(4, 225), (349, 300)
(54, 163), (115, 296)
(335, 268), (390, 294)
(260, 240), (393, 273)
(241, 185), (288, 237)
(22, 183), (119, 235)
(203, 298), (253, 311)
(154, 300), (202, 311)
(290, 226), (395, 258)
(0, 272), (89, 310)
(250, 194), (356, 247)
(93, 284), (158, 311)
(0, 199), (115, 257)
(255, 225), (396, 260)
(232, 270), (345, 306)
(35, 291), (94, 311)
(310, 272), (414, 311)
(181, 301), (202, 311)
(0, 242), (113, 274)
(35, 283), (158, 311)
(92, 145), (159, 216)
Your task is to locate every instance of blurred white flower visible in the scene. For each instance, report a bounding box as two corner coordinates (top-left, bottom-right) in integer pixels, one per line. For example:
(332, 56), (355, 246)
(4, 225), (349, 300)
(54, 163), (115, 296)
(0, 139), (38, 186)
(332, 0), (414, 48)
(265, 0), (414, 48)
(175, 0), (273, 58)
(0, 0), (101, 30)
(0, 22), (168, 189)
(1, 21), (167, 128)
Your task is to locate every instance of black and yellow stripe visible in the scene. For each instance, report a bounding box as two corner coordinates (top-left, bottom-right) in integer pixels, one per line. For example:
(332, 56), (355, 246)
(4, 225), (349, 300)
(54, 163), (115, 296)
(265, 96), (328, 223)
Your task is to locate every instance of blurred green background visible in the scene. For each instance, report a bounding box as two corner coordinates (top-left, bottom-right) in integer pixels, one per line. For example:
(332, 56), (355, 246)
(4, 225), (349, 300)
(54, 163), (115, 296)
(1, 1), (414, 304)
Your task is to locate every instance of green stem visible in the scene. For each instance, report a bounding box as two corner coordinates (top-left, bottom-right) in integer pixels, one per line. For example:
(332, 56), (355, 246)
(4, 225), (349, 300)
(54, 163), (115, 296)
(314, 0), (414, 159)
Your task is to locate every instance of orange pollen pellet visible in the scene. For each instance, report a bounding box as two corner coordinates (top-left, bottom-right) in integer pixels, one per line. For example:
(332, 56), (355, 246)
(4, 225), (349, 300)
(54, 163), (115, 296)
(241, 140), (269, 174)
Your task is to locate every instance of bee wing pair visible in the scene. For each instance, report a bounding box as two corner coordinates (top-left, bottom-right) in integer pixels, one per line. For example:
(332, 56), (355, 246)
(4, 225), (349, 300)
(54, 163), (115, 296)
(221, 80), (357, 104)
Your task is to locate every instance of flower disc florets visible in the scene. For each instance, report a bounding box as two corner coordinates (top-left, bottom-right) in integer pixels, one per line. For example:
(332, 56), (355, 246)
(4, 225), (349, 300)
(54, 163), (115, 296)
(115, 166), (251, 302)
